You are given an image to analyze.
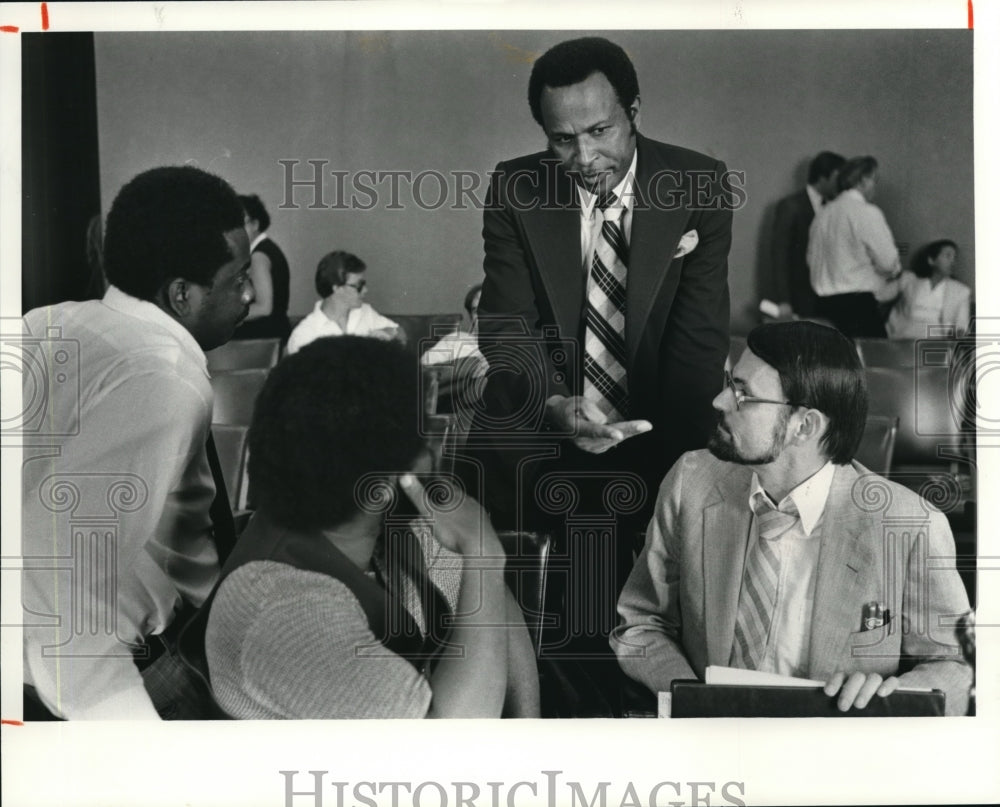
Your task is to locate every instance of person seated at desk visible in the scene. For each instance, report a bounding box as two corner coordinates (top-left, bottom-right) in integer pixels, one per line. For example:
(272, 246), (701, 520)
(421, 283), (489, 410)
(203, 336), (539, 718)
(885, 239), (971, 338)
(286, 250), (401, 354)
(611, 321), (971, 715)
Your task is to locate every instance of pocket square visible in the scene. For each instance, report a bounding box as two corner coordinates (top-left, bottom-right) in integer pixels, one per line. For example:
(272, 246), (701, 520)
(673, 229), (699, 259)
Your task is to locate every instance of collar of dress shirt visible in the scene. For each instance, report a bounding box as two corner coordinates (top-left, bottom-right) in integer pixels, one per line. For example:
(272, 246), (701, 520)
(806, 184), (824, 214)
(577, 148), (638, 219)
(102, 284), (208, 374)
(748, 461), (836, 536)
(842, 188), (867, 205)
(249, 231), (269, 252)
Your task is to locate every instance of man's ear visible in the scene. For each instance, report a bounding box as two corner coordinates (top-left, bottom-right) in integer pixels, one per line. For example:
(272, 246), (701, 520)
(164, 278), (193, 319)
(628, 95), (641, 129)
(793, 408), (829, 447)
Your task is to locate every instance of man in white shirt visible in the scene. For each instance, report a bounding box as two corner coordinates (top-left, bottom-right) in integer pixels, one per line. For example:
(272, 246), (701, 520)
(807, 155), (901, 337)
(421, 283), (488, 412)
(21, 166), (254, 719)
(286, 251), (401, 354)
(767, 151), (844, 318)
(611, 321), (971, 715)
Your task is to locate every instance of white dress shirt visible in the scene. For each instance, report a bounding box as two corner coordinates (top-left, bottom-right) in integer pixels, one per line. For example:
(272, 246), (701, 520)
(745, 462), (836, 677)
(577, 149), (638, 271)
(805, 183), (823, 215)
(22, 286), (220, 719)
(807, 188), (900, 297)
(286, 301), (400, 354)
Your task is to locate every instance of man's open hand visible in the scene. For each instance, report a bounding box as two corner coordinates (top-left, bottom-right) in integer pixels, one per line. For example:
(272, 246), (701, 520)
(545, 395), (652, 454)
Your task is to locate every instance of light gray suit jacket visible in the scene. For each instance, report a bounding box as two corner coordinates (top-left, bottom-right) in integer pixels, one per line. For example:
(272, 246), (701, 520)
(611, 450), (972, 715)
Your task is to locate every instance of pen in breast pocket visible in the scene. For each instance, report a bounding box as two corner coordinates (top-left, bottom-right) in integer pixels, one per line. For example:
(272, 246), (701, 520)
(861, 601), (887, 630)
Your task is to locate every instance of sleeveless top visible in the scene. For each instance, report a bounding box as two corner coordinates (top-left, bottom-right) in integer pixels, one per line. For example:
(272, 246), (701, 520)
(233, 236), (291, 340)
(178, 512), (450, 717)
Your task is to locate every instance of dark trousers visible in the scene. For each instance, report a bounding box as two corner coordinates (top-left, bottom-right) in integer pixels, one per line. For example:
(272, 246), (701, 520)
(816, 292), (887, 338)
(474, 439), (658, 717)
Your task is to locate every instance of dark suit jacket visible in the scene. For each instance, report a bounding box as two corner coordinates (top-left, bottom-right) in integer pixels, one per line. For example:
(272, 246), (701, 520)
(769, 188), (818, 316)
(612, 451), (972, 715)
(469, 134), (731, 527)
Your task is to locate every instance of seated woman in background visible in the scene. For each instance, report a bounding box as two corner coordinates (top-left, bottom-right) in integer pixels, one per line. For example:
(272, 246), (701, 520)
(233, 194), (291, 341)
(886, 239), (971, 338)
(421, 282), (489, 412)
(286, 251), (402, 354)
(204, 336), (539, 718)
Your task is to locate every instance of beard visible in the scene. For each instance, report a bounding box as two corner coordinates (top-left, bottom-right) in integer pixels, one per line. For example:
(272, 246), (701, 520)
(708, 407), (791, 466)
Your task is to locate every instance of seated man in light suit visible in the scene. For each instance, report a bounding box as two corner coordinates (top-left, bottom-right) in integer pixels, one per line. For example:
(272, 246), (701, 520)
(611, 321), (972, 714)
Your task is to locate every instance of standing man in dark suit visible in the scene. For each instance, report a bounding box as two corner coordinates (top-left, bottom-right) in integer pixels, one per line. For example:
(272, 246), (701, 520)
(767, 151), (844, 319)
(466, 38), (733, 696)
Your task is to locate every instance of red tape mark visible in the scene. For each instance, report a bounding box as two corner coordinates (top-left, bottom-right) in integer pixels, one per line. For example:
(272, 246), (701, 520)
(41, 1), (49, 30)
(2, 719), (25, 726)
(0, 25), (19, 33)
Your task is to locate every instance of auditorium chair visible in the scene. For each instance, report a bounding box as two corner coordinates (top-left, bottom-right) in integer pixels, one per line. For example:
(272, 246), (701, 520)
(210, 424), (250, 512)
(206, 338), (281, 373)
(210, 368), (269, 426)
(853, 414), (898, 475)
(856, 337), (955, 369)
(496, 530), (553, 657)
(864, 360), (974, 545)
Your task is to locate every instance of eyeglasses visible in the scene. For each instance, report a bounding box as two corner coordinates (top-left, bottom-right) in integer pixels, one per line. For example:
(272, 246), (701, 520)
(343, 280), (367, 293)
(724, 370), (804, 412)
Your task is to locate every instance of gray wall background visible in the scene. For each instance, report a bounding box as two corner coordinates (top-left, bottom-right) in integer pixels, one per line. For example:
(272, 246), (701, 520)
(94, 29), (973, 328)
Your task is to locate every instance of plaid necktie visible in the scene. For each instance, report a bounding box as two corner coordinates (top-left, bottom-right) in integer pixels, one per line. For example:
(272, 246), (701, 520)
(583, 190), (629, 422)
(729, 493), (799, 670)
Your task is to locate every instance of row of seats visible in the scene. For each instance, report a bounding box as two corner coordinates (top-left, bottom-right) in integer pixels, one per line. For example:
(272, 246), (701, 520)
(205, 342), (279, 515)
(210, 335), (974, 511)
(729, 335), (959, 371)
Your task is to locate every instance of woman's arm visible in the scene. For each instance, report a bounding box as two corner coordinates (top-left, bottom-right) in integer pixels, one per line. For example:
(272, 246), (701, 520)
(245, 251), (274, 319)
(501, 589), (541, 717)
(400, 474), (508, 718)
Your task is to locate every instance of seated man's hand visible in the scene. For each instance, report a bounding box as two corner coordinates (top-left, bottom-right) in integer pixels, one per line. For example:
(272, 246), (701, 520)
(545, 395), (652, 454)
(823, 671), (900, 712)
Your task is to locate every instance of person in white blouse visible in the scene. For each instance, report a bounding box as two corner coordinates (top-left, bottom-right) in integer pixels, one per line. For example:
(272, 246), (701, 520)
(286, 250), (402, 354)
(885, 239), (972, 338)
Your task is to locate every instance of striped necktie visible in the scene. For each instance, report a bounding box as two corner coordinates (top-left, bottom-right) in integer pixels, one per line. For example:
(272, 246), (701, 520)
(729, 492), (799, 670)
(583, 190), (629, 422)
